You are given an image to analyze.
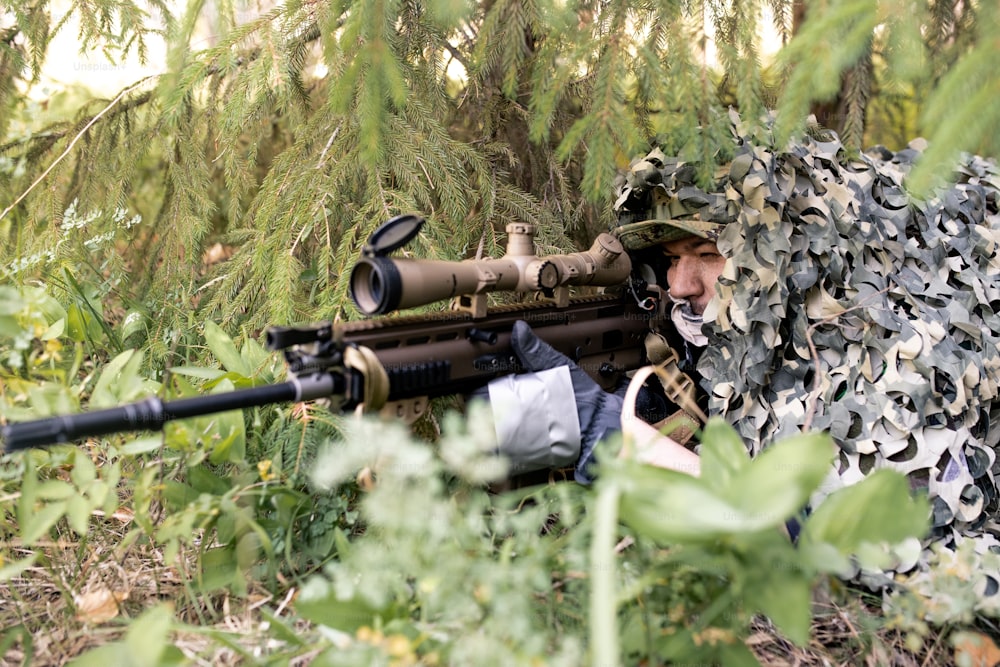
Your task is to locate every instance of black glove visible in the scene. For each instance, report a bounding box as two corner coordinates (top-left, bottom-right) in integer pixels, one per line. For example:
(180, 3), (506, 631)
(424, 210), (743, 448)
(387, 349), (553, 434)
(630, 374), (672, 424)
(475, 321), (625, 483)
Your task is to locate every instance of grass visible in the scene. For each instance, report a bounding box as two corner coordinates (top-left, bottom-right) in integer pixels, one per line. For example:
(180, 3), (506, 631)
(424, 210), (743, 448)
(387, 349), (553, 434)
(0, 533), (967, 666)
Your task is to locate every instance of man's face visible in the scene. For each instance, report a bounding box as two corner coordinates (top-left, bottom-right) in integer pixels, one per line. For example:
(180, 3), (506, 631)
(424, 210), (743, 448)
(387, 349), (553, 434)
(660, 236), (725, 315)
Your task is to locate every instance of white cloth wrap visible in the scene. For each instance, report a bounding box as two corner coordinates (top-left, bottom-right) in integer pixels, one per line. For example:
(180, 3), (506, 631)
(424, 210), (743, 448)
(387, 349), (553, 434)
(669, 296), (708, 347)
(487, 366), (582, 474)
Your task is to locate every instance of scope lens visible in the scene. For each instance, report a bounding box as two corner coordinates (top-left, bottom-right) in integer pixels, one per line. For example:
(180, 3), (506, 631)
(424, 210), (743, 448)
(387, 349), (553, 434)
(368, 270), (382, 302)
(349, 257), (401, 315)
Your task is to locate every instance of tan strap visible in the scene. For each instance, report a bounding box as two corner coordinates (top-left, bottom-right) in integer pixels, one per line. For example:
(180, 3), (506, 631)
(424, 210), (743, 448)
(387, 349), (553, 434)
(343, 345), (390, 411)
(642, 336), (706, 425)
(621, 356), (706, 453)
(644, 331), (674, 364)
(650, 409), (699, 447)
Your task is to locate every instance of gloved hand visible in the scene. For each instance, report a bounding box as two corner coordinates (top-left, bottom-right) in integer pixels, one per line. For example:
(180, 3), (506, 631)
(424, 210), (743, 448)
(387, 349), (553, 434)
(475, 320), (625, 483)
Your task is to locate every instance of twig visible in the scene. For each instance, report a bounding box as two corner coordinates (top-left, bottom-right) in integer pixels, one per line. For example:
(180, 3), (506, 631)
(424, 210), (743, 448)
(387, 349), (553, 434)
(919, 629), (947, 667)
(274, 586), (296, 616)
(0, 78), (153, 224)
(315, 126), (341, 169)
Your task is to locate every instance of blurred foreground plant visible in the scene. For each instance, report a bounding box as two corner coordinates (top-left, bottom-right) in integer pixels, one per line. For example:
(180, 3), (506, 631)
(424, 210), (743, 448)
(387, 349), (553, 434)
(297, 414), (929, 666)
(593, 419), (930, 666)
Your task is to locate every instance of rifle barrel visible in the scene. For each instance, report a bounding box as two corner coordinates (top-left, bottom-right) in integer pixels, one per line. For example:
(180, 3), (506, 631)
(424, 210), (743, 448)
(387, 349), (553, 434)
(2, 373), (340, 452)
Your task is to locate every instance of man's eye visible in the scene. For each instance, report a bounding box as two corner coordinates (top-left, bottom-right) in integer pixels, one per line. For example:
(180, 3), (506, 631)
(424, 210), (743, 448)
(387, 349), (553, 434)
(699, 252), (721, 259)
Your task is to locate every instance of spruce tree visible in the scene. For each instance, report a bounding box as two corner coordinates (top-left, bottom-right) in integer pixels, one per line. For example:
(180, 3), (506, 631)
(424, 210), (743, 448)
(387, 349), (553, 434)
(0, 0), (996, 345)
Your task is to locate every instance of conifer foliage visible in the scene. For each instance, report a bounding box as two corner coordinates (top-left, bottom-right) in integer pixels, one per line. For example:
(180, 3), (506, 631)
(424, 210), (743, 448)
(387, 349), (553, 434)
(0, 0), (997, 336)
(0, 0), (775, 342)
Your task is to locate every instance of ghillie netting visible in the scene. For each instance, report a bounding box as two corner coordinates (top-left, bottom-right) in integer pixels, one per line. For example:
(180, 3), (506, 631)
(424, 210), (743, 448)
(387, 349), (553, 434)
(614, 114), (1000, 572)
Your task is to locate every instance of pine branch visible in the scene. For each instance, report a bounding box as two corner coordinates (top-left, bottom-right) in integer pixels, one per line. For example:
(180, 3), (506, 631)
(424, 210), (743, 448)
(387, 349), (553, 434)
(0, 78), (154, 223)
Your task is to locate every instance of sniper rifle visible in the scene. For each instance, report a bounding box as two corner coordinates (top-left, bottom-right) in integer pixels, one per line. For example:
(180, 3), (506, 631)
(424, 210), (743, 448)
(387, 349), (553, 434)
(2, 215), (661, 452)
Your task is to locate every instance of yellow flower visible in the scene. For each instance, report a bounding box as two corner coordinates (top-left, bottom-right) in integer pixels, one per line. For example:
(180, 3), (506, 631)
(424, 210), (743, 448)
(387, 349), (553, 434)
(44, 338), (63, 361)
(385, 634), (411, 657)
(257, 459), (276, 482)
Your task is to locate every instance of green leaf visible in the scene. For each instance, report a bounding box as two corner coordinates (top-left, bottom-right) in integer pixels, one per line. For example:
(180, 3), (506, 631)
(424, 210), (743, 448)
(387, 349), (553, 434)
(742, 542), (813, 645)
(27, 384), (78, 418)
(187, 466), (230, 496)
(123, 603), (174, 665)
(61, 269), (112, 345)
(70, 449), (96, 488)
(168, 373), (200, 398)
(204, 379), (246, 465)
(799, 469), (929, 565)
(236, 530), (266, 570)
(333, 527), (352, 559)
(119, 310), (146, 340)
(167, 366), (227, 380)
(798, 541), (851, 577)
(296, 575), (382, 632)
(90, 349), (143, 408)
(239, 337), (271, 377)
(65, 303), (89, 343)
(118, 435), (163, 455)
(87, 479), (110, 511)
(616, 430), (836, 544)
(67, 644), (129, 667)
(40, 318), (65, 341)
(655, 630), (717, 665)
(854, 541), (895, 571)
(216, 511), (235, 544)
(722, 433), (835, 523)
(699, 417), (751, 492)
(204, 321), (251, 377)
(64, 294), (107, 346)
(198, 546), (240, 592)
(207, 426), (245, 465)
(203, 371), (259, 390)
(36, 480), (75, 501)
(161, 481), (199, 510)
(717, 642), (766, 667)
(21, 502), (67, 544)
(66, 495), (92, 535)
(0, 554), (39, 581)
(616, 462), (772, 541)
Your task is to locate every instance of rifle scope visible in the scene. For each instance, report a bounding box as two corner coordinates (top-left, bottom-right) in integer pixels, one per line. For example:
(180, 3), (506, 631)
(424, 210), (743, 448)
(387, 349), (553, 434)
(350, 219), (631, 315)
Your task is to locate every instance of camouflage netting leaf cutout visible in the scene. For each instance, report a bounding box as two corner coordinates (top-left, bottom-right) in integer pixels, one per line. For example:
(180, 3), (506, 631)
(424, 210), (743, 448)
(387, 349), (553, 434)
(621, 115), (1000, 552)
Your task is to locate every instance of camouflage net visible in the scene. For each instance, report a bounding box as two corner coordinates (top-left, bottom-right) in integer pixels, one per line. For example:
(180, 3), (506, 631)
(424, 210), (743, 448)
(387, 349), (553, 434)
(615, 115), (1000, 562)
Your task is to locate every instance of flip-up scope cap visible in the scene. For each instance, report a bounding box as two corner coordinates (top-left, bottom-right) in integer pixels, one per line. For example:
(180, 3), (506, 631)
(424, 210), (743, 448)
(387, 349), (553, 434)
(352, 214), (426, 315)
(362, 214), (426, 257)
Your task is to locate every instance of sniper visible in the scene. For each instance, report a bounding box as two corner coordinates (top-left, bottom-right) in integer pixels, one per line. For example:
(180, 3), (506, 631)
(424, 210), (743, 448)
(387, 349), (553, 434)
(482, 119), (1000, 576)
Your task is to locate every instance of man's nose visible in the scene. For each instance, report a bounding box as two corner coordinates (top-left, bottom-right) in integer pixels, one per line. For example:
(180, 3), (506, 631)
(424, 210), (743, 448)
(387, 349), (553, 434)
(668, 258), (703, 300)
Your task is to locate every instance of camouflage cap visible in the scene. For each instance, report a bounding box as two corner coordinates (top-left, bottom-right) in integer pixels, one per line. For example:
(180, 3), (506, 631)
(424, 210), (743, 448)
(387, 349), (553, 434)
(612, 147), (739, 250)
(613, 209), (729, 250)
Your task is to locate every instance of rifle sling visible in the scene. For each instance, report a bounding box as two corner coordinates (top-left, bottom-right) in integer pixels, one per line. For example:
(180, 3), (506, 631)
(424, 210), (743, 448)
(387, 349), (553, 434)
(642, 331), (704, 446)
